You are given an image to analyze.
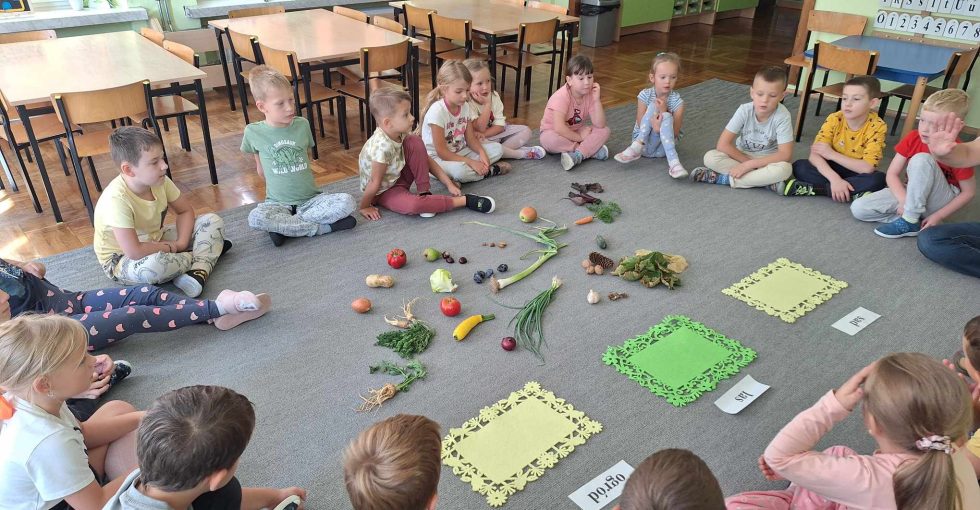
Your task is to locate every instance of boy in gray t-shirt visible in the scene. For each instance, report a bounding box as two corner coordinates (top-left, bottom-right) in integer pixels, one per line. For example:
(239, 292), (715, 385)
(689, 66), (794, 189)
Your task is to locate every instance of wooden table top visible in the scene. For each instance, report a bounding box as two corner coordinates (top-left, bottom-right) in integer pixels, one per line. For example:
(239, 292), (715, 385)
(389, 0), (579, 35)
(0, 31), (205, 107)
(210, 9), (420, 64)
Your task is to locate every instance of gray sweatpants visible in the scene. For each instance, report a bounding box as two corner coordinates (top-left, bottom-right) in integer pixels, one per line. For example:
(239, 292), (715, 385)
(851, 153), (960, 223)
(103, 213), (225, 285)
(432, 142), (504, 183)
(248, 192), (356, 237)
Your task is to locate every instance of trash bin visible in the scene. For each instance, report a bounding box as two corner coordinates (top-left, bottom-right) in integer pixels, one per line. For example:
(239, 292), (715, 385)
(579, 0), (620, 48)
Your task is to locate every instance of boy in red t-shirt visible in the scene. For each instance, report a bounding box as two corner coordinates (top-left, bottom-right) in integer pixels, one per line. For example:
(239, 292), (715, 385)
(851, 89), (976, 238)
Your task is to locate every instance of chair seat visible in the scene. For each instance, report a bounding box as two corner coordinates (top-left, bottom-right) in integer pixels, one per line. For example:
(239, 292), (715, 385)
(0, 113), (70, 145)
(423, 38), (462, 55)
(298, 82), (343, 105)
(885, 83), (942, 101)
(813, 83), (845, 98)
(784, 53), (810, 68)
(495, 50), (551, 69)
(337, 78), (389, 101)
(337, 65), (402, 83)
(152, 96), (200, 118)
(60, 129), (111, 158)
(436, 47), (488, 61)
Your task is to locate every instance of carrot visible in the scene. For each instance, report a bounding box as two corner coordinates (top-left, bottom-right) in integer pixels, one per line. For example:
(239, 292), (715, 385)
(574, 216), (594, 225)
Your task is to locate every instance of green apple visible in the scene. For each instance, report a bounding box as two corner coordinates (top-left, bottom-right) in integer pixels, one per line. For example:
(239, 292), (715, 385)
(423, 248), (441, 262)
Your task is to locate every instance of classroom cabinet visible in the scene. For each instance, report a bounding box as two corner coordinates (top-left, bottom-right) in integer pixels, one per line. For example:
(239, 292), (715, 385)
(620, 0), (675, 27)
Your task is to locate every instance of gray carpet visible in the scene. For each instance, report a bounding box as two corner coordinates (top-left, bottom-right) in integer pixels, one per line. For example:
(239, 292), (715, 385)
(39, 79), (980, 508)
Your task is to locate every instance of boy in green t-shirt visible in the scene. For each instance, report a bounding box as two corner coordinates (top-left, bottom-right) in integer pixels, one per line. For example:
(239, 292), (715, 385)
(241, 66), (356, 247)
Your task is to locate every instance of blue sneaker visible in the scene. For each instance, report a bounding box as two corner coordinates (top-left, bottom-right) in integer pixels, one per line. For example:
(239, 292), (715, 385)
(593, 145), (610, 161)
(875, 217), (921, 238)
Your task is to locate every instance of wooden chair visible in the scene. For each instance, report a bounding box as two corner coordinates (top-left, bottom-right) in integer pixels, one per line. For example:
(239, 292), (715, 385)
(427, 13), (486, 88)
(795, 42), (878, 142)
(139, 27), (165, 47)
(53, 81), (162, 221)
(785, 10), (867, 97)
(259, 43), (349, 150)
(882, 46), (980, 135)
(523, 1), (567, 90)
(371, 15), (404, 35)
(131, 41), (205, 155)
(226, 29), (262, 125)
(496, 18), (559, 117)
(338, 12), (404, 84)
(228, 6), (285, 18)
(337, 40), (412, 134)
(333, 5), (369, 23)
(0, 89), (73, 210)
(403, 4), (456, 86)
(0, 30), (56, 44)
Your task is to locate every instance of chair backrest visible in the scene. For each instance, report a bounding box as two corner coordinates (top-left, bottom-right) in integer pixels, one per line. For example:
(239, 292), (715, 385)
(227, 29), (260, 63)
(53, 81), (150, 125)
(404, 4), (433, 32)
(808, 10), (867, 37)
(519, 17), (558, 47)
(140, 27), (165, 46)
(0, 30), (56, 44)
(527, 1), (567, 15)
(229, 5), (285, 18)
(945, 46), (979, 86)
(163, 40), (198, 67)
(372, 15), (404, 34)
(814, 42), (878, 76)
(258, 43), (300, 81)
(429, 13), (471, 43)
(361, 39), (410, 75)
(334, 5), (369, 23)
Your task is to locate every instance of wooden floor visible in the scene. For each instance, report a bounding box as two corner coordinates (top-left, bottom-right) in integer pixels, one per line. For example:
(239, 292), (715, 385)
(0, 7), (799, 261)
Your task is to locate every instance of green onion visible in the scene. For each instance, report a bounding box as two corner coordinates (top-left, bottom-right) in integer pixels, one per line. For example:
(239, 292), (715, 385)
(467, 220), (567, 293)
(508, 276), (562, 362)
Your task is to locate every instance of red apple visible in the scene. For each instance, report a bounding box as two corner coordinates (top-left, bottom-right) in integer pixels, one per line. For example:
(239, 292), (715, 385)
(440, 297), (461, 317)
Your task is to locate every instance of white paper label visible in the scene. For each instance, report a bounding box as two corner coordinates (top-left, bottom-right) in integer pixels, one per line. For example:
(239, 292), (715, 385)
(715, 375), (770, 414)
(831, 307), (881, 336)
(568, 460), (635, 510)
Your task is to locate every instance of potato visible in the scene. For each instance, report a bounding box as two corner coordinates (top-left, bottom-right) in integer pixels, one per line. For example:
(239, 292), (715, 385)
(365, 274), (395, 288)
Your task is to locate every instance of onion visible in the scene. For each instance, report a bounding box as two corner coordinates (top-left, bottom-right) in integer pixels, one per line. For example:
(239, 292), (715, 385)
(351, 298), (372, 313)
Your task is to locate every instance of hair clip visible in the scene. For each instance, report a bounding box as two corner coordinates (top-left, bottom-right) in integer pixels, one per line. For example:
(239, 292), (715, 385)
(915, 435), (952, 454)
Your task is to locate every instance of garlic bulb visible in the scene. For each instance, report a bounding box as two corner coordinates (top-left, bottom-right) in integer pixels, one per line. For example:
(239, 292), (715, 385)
(587, 289), (600, 304)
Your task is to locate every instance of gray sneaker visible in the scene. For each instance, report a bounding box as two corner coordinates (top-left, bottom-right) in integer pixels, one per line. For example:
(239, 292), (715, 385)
(593, 145), (609, 160)
(561, 151), (584, 171)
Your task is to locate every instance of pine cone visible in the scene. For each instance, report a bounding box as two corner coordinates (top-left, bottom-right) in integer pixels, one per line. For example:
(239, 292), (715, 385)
(589, 251), (614, 269)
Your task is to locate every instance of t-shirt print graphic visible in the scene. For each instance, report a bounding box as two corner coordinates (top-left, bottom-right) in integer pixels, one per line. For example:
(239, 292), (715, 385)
(444, 118), (466, 152)
(268, 139), (309, 175)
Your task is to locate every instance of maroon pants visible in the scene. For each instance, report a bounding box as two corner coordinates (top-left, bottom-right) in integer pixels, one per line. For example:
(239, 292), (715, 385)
(376, 135), (456, 215)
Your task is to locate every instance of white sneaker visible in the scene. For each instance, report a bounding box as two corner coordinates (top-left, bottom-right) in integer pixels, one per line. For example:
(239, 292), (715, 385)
(668, 163), (688, 179)
(419, 212), (436, 218)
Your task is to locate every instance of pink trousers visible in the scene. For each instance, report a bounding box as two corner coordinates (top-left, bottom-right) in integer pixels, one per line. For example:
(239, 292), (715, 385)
(376, 135), (455, 215)
(725, 446), (855, 510)
(539, 126), (610, 158)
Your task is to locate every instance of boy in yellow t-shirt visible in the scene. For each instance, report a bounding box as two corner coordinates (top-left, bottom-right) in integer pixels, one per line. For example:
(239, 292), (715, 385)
(776, 76), (888, 202)
(93, 127), (229, 298)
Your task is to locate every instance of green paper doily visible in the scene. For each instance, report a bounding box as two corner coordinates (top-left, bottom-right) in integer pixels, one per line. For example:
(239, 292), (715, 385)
(602, 315), (756, 407)
(722, 258), (848, 323)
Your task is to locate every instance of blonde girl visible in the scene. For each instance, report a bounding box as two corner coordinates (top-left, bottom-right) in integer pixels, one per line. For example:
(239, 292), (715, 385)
(614, 52), (688, 178)
(539, 55), (610, 171)
(463, 59), (545, 160)
(418, 60), (510, 183)
(727, 353), (980, 510)
(0, 315), (143, 510)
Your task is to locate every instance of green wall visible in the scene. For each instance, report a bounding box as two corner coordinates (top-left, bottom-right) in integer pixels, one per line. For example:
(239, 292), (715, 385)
(811, 0), (980, 126)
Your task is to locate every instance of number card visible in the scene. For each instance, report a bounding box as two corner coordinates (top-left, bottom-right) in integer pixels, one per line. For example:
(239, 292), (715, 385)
(875, 10), (889, 28)
(909, 15), (923, 32)
(939, 0), (955, 13)
(946, 19), (961, 36)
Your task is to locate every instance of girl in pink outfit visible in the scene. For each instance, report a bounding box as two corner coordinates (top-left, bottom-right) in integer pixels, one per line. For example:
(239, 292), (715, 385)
(539, 55), (611, 171)
(727, 353), (980, 510)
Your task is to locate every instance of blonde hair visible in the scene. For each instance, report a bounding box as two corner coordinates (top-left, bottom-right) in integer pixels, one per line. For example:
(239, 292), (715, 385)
(922, 88), (970, 118)
(650, 52), (681, 74)
(0, 315), (88, 401)
(619, 449), (724, 510)
(343, 414), (441, 510)
(247, 64), (292, 102)
(369, 85), (412, 122)
(415, 60), (472, 135)
(863, 353), (973, 510)
(463, 58), (491, 79)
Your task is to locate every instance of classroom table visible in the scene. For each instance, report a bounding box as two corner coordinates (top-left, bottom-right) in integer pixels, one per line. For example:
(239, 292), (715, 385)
(388, 0), (579, 88)
(209, 8), (422, 156)
(0, 30), (215, 224)
(804, 35), (960, 139)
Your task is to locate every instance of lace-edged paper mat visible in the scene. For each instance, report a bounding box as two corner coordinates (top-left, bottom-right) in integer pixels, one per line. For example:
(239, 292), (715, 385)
(441, 381), (603, 507)
(602, 315), (757, 407)
(722, 258), (848, 323)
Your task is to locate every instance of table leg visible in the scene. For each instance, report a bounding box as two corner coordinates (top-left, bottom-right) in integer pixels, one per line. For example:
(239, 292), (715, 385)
(488, 34), (498, 81)
(901, 76), (928, 139)
(302, 63), (319, 160)
(411, 44), (420, 124)
(16, 105), (64, 221)
(215, 27), (236, 111)
(194, 79), (218, 185)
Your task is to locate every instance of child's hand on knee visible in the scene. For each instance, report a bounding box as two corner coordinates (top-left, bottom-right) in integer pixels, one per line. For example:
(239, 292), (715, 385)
(729, 163), (752, 179)
(467, 158), (489, 176)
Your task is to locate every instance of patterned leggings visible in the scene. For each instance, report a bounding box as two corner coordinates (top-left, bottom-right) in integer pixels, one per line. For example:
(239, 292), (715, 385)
(248, 193), (357, 237)
(33, 277), (219, 351)
(632, 109), (680, 165)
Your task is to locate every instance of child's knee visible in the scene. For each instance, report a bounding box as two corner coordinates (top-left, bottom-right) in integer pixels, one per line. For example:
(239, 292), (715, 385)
(591, 126), (611, 141)
(907, 152), (939, 174)
(403, 134), (425, 152)
(100, 400), (137, 416)
(703, 150), (725, 168)
(484, 142), (504, 161)
(850, 197), (876, 220)
(196, 212), (224, 231)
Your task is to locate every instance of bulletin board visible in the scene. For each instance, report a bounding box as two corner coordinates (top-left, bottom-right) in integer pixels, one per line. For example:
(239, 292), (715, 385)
(874, 0), (980, 43)
(0, 0), (30, 12)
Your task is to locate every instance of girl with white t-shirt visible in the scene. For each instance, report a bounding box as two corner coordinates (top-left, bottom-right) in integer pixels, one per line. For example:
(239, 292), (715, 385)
(417, 60), (510, 183)
(463, 59), (545, 161)
(0, 315), (142, 510)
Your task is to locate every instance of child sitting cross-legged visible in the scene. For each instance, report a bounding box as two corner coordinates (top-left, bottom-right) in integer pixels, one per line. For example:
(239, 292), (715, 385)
(358, 85), (496, 221)
(778, 76), (888, 201)
(343, 414), (441, 510)
(93, 127), (229, 298)
(689, 66), (793, 189)
(103, 385), (306, 510)
(851, 89), (976, 239)
(241, 65), (357, 247)
(615, 449), (724, 510)
(540, 54), (611, 171)
(463, 59), (545, 161)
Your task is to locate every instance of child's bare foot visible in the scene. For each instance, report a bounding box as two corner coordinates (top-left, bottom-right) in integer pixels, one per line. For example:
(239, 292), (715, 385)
(214, 291), (271, 330)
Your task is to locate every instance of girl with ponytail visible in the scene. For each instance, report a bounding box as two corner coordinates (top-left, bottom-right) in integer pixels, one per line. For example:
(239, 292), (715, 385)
(727, 353), (980, 509)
